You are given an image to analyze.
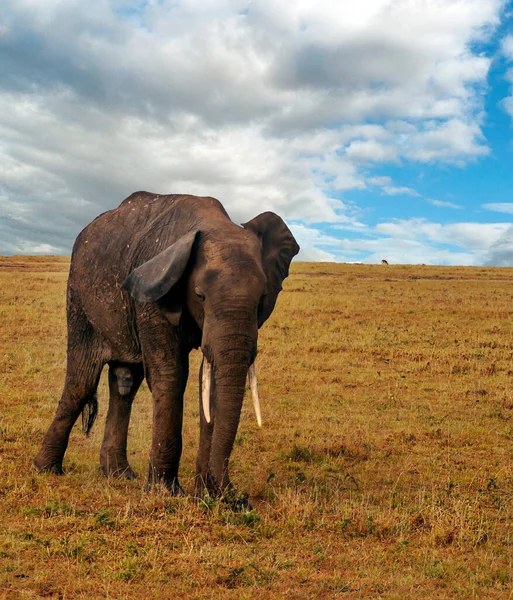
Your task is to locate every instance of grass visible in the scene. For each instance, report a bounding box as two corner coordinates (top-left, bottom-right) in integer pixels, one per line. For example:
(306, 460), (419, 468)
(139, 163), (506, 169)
(1, 256), (513, 598)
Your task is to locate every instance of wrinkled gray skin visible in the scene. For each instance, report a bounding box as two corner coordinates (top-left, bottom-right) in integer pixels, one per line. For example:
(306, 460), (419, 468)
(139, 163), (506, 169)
(33, 192), (299, 503)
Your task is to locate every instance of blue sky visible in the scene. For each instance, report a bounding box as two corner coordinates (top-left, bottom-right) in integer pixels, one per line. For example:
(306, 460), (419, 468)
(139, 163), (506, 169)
(1, 0), (513, 264)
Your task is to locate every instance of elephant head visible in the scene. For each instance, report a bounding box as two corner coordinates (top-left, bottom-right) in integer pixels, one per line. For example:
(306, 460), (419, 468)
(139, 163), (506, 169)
(122, 211), (299, 495)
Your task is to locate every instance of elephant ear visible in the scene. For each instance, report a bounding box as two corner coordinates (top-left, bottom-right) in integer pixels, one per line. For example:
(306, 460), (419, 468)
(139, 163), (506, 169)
(122, 230), (198, 325)
(242, 212), (300, 326)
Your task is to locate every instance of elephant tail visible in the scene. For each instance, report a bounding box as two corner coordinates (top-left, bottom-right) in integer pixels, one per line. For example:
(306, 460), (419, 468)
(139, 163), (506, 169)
(81, 393), (98, 437)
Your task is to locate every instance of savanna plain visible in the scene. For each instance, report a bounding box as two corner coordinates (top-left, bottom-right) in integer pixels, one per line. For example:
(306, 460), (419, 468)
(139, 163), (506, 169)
(1, 256), (513, 599)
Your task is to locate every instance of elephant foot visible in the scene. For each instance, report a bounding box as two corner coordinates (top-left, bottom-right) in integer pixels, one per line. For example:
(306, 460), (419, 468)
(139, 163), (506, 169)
(100, 446), (137, 479)
(100, 464), (137, 480)
(147, 465), (185, 496)
(221, 487), (252, 511)
(195, 474), (252, 511)
(146, 477), (185, 497)
(166, 478), (185, 497)
(100, 448), (137, 480)
(32, 457), (64, 476)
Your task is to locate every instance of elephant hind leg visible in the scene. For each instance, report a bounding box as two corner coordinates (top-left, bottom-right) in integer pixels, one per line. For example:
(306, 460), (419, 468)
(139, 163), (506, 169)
(33, 341), (106, 475)
(100, 362), (144, 479)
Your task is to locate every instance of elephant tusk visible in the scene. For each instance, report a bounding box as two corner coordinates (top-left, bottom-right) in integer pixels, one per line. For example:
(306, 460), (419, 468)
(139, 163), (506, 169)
(201, 356), (212, 424)
(248, 362), (262, 427)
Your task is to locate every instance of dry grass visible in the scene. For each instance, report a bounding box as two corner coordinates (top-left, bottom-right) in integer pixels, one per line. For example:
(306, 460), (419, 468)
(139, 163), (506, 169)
(1, 258), (513, 598)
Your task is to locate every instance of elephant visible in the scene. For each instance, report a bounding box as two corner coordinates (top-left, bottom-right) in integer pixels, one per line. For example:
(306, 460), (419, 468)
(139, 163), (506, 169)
(33, 192), (299, 504)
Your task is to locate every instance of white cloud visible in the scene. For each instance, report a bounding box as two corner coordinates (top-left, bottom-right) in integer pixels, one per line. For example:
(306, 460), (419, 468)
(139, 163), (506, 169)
(405, 119), (489, 163)
(503, 95), (513, 118)
(296, 246), (338, 261)
(375, 218), (509, 250)
(382, 186), (421, 197)
(502, 34), (513, 60)
(368, 176), (393, 187)
(339, 234), (476, 266)
(292, 218), (512, 266)
(337, 218), (510, 265)
(484, 225), (513, 265)
(289, 223), (342, 261)
(427, 199), (463, 209)
(501, 35), (513, 119)
(368, 175), (421, 198)
(345, 140), (399, 164)
(0, 0), (505, 255)
(483, 203), (513, 214)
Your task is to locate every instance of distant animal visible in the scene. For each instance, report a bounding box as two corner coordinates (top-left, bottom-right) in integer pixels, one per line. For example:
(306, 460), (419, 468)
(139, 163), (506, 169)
(33, 192), (299, 506)
(381, 259), (389, 265)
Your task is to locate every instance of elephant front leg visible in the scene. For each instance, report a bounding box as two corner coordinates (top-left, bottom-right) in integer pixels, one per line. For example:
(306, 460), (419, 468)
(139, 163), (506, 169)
(143, 348), (189, 496)
(138, 308), (189, 496)
(100, 362), (143, 479)
(147, 383), (185, 496)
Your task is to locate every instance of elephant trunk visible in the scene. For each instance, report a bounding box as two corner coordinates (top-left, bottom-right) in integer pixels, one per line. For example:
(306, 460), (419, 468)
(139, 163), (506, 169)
(208, 353), (250, 490)
(200, 312), (258, 491)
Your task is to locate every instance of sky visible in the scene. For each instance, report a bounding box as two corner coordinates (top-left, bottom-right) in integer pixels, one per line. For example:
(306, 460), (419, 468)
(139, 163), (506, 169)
(1, 0), (513, 265)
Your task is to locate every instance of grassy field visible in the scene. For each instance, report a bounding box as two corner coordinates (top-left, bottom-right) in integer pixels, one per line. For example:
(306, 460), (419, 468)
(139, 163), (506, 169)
(1, 256), (513, 599)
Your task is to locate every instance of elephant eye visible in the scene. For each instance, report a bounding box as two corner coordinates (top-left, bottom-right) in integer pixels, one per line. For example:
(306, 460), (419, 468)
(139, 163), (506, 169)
(194, 287), (205, 302)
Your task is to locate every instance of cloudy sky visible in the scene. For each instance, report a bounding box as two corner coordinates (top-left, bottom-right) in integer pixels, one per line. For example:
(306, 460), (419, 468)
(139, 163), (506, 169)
(2, 0), (513, 264)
